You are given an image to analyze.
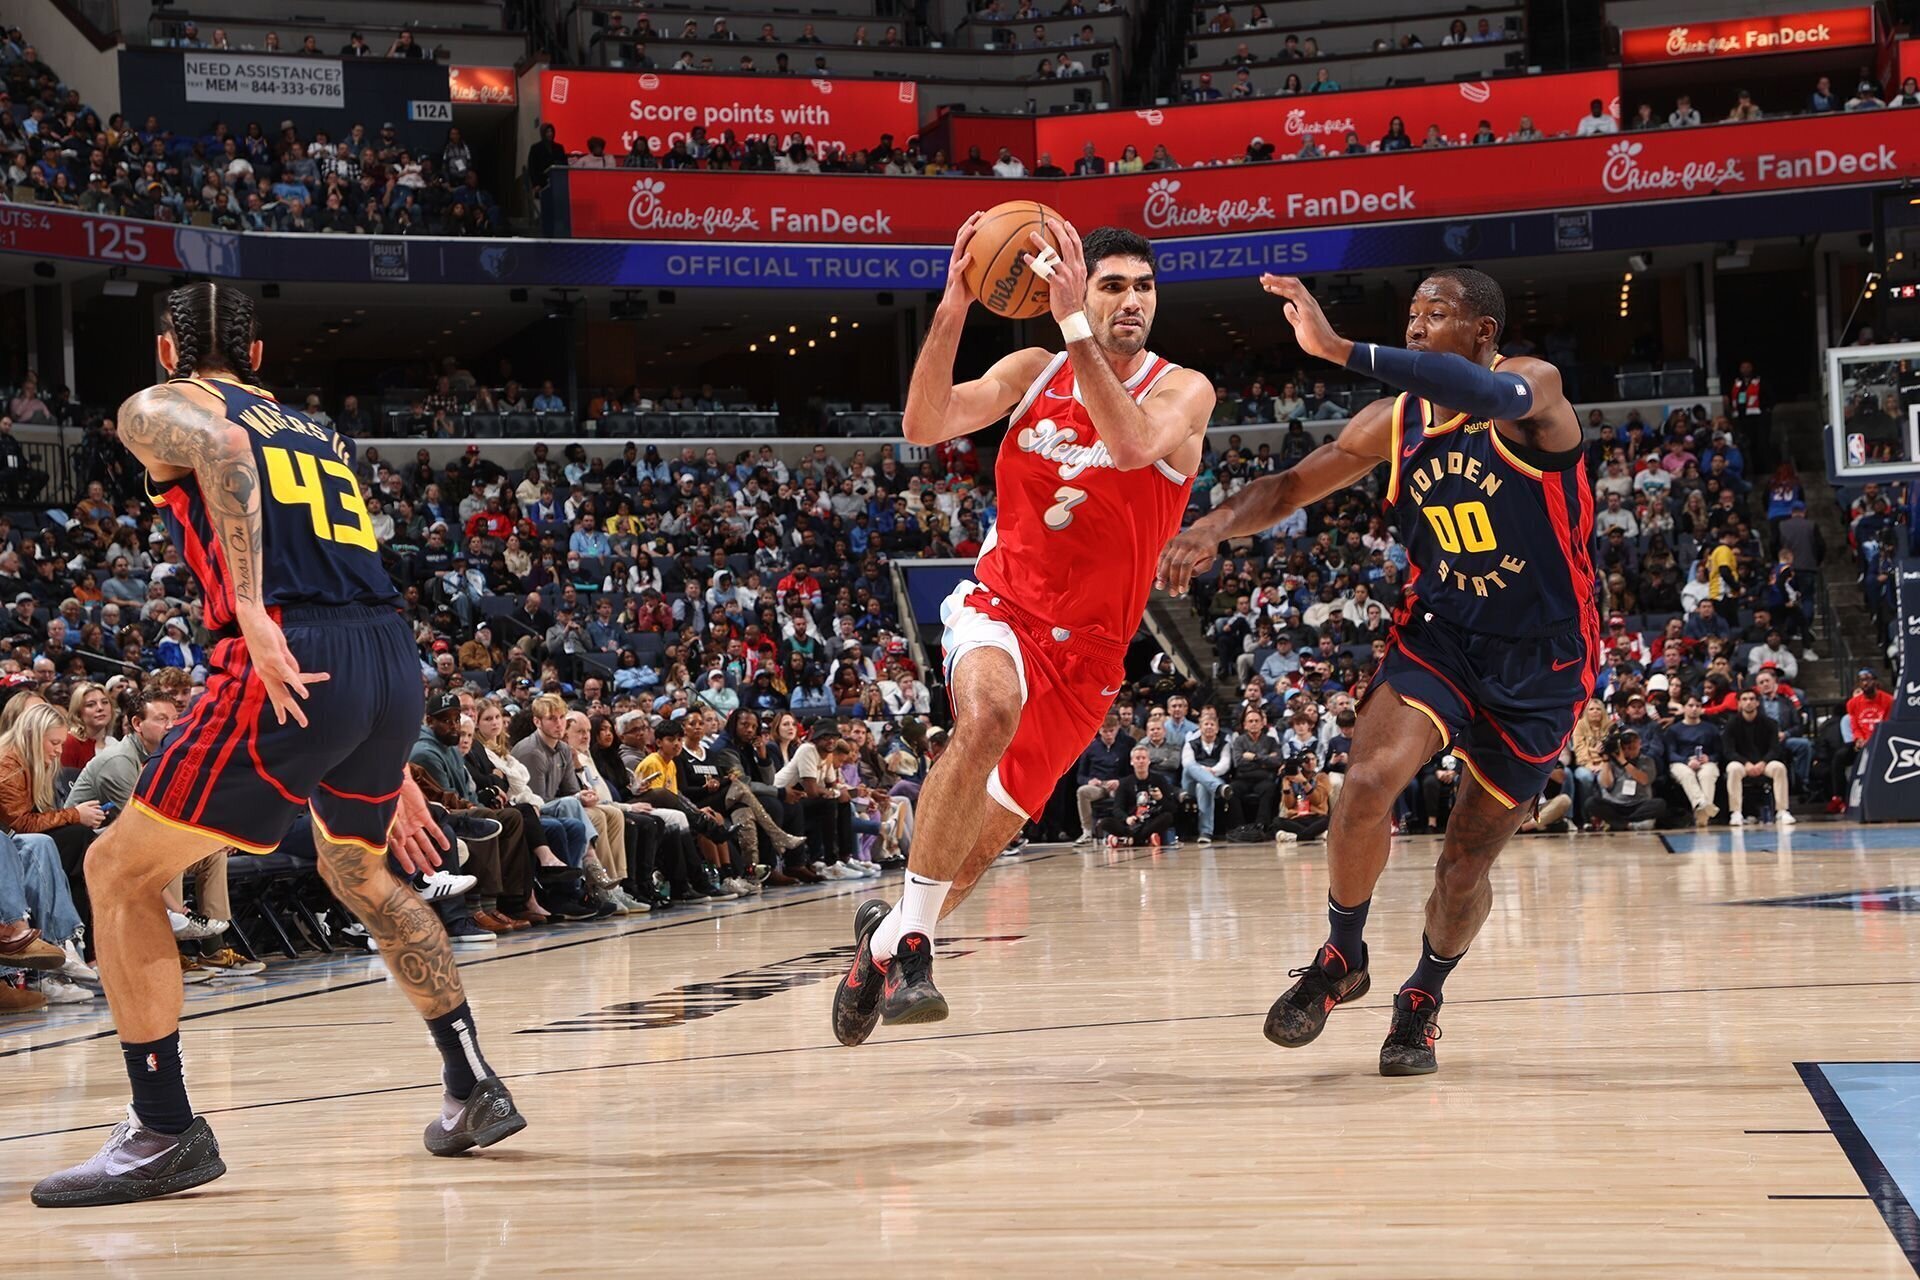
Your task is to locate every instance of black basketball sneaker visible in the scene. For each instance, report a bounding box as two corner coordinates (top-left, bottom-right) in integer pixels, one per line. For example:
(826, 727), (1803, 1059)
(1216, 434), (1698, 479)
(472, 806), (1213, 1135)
(424, 1075), (528, 1156)
(879, 931), (948, 1025)
(32, 1110), (227, 1207)
(1263, 943), (1370, 1047)
(832, 897), (893, 1047)
(1378, 990), (1442, 1076)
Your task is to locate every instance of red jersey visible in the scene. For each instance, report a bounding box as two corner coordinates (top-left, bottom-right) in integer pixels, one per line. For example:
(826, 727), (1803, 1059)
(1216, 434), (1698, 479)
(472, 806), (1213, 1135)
(974, 350), (1192, 649)
(1848, 688), (1893, 741)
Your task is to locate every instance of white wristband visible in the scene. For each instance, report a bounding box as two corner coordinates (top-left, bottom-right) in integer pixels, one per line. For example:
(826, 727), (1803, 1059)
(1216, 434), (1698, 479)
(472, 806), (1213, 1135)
(1059, 311), (1092, 343)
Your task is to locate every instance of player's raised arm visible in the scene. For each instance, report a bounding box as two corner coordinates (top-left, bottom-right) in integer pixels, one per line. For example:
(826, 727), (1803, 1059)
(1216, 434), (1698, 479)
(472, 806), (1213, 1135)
(1258, 273), (1579, 445)
(117, 382), (327, 725)
(1155, 397), (1395, 596)
(904, 211), (1052, 445)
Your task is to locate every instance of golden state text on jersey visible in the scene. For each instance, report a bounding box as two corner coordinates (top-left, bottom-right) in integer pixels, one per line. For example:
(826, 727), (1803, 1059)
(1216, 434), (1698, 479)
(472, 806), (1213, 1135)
(1384, 366), (1596, 646)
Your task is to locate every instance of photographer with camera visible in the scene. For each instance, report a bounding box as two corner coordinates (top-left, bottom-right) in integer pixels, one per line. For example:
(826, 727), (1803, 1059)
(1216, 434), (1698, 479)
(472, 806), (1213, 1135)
(1587, 726), (1669, 831)
(1271, 750), (1330, 844)
(1097, 746), (1183, 848)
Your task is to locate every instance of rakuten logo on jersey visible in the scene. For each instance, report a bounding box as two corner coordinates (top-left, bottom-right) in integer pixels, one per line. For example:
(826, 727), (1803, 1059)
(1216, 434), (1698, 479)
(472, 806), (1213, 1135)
(1599, 140), (1744, 195)
(1141, 178), (1276, 232)
(626, 178), (762, 235)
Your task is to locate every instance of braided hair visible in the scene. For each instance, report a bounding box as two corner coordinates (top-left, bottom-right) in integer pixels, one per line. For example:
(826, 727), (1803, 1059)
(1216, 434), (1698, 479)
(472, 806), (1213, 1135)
(163, 281), (259, 380)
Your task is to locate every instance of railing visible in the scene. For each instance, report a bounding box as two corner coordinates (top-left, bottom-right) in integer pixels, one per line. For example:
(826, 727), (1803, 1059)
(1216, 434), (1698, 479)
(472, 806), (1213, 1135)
(1810, 566), (1860, 692)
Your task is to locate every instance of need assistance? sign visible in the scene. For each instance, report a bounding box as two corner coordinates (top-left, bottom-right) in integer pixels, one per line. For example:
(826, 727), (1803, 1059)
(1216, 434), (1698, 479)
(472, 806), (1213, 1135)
(183, 52), (345, 107)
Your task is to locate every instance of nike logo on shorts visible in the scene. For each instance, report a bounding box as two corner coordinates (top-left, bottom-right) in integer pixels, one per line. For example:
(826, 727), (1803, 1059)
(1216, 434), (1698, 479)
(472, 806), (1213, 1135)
(1551, 656), (1581, 671)
(1100, 684), (1125, 697)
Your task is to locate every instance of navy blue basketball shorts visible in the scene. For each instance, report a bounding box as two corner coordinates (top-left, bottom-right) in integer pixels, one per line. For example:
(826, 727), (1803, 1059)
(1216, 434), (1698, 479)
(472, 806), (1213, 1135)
(1361, 607), (1595, 809)
(133, 604), (424, 855)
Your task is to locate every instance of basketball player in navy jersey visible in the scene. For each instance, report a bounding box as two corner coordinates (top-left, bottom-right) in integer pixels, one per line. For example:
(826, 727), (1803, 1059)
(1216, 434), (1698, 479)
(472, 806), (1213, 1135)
(1158, 269), (1593, 1075)
(34, 284), (525, 1208)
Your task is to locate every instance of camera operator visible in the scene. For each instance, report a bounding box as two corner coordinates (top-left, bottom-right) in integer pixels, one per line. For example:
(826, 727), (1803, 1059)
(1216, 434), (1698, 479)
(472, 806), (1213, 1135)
(1587, 726), (1669, 831)
(1271, 751), (1330, 843)
(1097, 746), (1182, 847)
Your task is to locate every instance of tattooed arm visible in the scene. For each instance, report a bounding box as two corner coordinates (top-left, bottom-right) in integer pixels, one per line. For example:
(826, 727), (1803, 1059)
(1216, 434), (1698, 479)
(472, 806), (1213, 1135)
(118, 383), (265, 614)
(118, 382), (328, 726)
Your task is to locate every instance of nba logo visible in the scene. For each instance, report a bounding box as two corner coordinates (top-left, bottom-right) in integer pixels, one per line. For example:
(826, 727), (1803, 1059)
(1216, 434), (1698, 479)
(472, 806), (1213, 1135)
(550, 75), (570, 104)
(1847, 432), (1866, 467)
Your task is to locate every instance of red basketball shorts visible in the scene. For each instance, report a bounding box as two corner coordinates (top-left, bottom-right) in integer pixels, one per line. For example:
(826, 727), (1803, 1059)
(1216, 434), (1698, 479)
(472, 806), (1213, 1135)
(939, 580), (1128, 820)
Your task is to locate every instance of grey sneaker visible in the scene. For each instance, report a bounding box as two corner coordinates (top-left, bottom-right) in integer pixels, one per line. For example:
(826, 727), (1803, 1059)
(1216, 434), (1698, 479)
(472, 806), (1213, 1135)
(32, 1109), (226, 1207)
(424, 1076), (527, 1157)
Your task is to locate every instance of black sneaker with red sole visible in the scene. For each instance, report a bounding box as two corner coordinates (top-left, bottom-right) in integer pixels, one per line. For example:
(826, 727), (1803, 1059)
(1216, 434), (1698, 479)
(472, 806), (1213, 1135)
(831, 897), (892, 1047)
(1263, 943), (1370, 1047)
(1378, 990), (1442, 1076)
(878, 931), (947, 1026)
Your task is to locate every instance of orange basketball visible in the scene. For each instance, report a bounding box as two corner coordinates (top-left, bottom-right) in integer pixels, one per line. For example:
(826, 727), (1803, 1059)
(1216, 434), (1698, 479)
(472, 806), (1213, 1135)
(961, 200), (1064, 320)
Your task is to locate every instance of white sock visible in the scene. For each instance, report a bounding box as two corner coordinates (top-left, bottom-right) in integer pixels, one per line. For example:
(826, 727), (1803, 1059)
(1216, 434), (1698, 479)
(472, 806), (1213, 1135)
(870, 872), (951, 963)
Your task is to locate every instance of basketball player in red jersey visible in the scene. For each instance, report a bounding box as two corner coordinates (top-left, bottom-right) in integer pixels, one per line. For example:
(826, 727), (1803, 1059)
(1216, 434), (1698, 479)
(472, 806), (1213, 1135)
(832, 216), (1214, 1043)
(1159, 270), (1591, 1076)
(34, 284), (523, 1208)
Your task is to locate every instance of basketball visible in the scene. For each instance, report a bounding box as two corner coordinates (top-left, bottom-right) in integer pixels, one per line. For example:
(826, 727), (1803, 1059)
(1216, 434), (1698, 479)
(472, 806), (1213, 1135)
(962, 200), (1064, 320)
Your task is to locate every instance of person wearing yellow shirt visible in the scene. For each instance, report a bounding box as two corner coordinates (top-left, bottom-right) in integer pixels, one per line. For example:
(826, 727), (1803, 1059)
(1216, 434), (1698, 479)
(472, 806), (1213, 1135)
(1706, 527), (1740, 600)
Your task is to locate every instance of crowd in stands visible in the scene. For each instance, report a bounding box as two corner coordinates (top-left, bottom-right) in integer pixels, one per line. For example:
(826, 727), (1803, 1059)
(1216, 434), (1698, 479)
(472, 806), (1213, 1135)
(0, 24), (503, 234)
(541, 67), (1917, 181)
(0, 399), (1010, 1016)
(0, 333), (1912, 1017)
(162, 22), (439, 60)
(1149, 379), (1906, 844)
(586, 3), (1127, 67)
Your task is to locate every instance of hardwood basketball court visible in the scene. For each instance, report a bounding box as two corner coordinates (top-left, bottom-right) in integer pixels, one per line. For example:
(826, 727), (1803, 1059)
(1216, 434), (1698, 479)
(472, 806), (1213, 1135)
(4, 825), (1918, 1276)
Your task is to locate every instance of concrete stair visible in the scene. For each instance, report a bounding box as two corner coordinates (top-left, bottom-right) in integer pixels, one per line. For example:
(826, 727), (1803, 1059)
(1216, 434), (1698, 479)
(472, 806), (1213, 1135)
(1781, 399), (1889, 703)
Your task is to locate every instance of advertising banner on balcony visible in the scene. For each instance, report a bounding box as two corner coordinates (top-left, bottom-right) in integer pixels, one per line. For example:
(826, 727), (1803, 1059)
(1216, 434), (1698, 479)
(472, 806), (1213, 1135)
(1032, 70), (1621, 167)
(0, 204), (236, 274)
(1620, 7), (1877, 64)
(450, 65), (518, 106)
(537, 69), (920, 159)
(563, 113), (1918, 246)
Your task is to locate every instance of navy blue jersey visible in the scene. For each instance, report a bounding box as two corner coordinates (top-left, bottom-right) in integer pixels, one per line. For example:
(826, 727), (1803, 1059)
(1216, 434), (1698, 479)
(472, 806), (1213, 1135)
(150, 375), (399, 634)
(1383, 367), (1597, 644)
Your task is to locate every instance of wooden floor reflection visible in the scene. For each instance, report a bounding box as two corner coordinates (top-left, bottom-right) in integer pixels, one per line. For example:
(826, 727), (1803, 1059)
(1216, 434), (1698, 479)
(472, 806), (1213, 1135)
(5, 825), (1919, 1277)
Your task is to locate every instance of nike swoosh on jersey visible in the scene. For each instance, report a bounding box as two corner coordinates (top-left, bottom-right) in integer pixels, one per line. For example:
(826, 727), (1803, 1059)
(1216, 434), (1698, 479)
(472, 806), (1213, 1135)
(1100, 684), (1125, 697)
(1551, 656), (1582, 671)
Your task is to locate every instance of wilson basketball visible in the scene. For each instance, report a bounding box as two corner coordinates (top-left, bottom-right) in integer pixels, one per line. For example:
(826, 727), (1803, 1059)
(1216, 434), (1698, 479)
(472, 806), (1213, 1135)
(962, 200), (1064, 320)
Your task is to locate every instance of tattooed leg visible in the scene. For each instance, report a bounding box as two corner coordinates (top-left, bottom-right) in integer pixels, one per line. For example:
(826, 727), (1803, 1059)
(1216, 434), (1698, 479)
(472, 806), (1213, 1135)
(316, 834), (466, 1019)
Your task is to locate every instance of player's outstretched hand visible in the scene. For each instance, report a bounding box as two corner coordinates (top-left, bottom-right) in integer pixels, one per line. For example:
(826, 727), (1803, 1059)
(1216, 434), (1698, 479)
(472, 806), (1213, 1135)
(1026, 216), (1086, 322)
(1156, 527), (1222, 598)
(390, 774), (450, 876)
(1259, 274), (1354, 366)
(241, 613), (328, 728)
(941, 210), (986, 311)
